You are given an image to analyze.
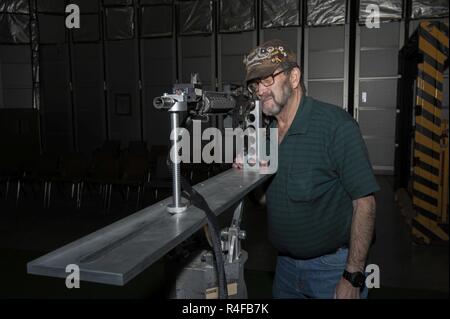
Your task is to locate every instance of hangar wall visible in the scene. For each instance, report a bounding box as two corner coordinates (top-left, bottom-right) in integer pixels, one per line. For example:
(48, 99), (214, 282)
(0, 0), (448, 174)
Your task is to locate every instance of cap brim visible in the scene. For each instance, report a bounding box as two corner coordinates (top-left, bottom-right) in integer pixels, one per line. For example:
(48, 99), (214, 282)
(245, 64), (278, 83)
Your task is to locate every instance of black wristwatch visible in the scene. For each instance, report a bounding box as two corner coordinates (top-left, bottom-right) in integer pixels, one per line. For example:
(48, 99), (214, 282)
(343, 270), (366, 288)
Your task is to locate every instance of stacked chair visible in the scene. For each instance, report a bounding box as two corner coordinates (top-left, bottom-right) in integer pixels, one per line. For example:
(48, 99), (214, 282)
(1, 140), (231, 215)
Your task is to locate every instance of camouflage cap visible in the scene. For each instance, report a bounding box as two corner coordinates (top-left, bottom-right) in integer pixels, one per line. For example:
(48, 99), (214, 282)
(243, 39), (297, 83)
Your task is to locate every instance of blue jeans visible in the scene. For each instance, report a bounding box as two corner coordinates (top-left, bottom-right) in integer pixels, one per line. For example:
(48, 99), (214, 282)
(272, 248), (368, 299)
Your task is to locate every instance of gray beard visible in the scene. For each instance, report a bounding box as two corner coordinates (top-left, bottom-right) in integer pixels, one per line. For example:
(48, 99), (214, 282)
(263, 80), (293, 116)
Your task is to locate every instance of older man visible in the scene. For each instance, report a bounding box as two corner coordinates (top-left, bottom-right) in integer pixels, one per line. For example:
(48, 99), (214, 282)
(234, 39), (379, 299)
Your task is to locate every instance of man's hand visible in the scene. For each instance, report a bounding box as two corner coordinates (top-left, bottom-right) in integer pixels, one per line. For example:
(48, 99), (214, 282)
(232, 153), (244, 169)
(232, 153), (268, 170)
(334, 277), (360, 299)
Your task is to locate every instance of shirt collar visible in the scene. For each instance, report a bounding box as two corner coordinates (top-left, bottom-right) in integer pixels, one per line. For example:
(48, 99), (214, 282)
(288, 95), (312, 135)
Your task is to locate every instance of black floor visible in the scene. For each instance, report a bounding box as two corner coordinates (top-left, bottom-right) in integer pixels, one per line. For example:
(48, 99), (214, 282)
(0, 175), (448, 299)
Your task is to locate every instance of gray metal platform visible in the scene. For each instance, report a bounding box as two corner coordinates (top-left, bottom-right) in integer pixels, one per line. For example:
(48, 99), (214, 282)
(27, 168), (271, 286)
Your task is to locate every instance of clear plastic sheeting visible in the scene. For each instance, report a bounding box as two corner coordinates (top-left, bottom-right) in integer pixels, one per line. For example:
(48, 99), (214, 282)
(105, 7), (135, 40)
(262, 0), (299, 28)
(71, 0), (99, 13)
(30, 0), (40, 110)
(140, 0), (172, 4)
(307, 0), (346, 26)
(73, 15), (100, 42)
(359, 0), (402, 23)
(103, 0), (133, 6)
(0, 0), (29, 14)
(220, 0), (255, 32)
(36, 0), (66, 13)
(141, 6), (172, 37)
(411, 0), (449, 19)
(179, 0), (212, 35)
(0, 13), (30, 43)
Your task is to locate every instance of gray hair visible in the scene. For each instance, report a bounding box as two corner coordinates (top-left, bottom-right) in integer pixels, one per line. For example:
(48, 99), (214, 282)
(280, 62), (307, 94)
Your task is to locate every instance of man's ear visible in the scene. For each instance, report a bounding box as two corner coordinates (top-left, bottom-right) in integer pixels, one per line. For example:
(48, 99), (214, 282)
(290, 67), (301, 89)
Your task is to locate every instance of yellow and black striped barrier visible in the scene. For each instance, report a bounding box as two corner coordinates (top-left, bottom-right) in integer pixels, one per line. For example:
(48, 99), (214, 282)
(412, 21), (449, 244)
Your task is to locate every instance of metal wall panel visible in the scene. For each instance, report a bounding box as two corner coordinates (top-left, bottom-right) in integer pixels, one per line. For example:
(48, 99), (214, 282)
(0, 44), (30, 61)
(358, 108), (397, 137)
(365, 138), (396, 168)
(355, 22), (403, 174)
(309, 51), (345, 78)
(71, 0), (99, 13)
(141, 37), (175, 146)
(40, 44), (73, 152)
(360, 49), (398, 77)
(3, 87), (30, 108)
(180, 35), (214, 89)
(2, 64), (31, 88)
(0, 46), (32, 108)
(308, 81), (343, 106)
(38, 14), (66, 44)
(359, 79), (397, 108)
(309, 25), (346, 50)
(361, 21), (400, 47)
(73, 14), (100, 42)
(0, 59), (3, 107)
(140, 6), (172, 37)
(305, 25), (348, 109)
(36, 0), (65, 13)
(72, 43), (105, 153)
(359, 22), (399, 78)
(3, 88), (32, 108)
(105, 40), (140, 145)
(218, 32), (256, 88)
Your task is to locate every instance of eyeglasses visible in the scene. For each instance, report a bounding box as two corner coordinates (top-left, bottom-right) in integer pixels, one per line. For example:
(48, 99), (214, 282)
(247, 68), (290, 94)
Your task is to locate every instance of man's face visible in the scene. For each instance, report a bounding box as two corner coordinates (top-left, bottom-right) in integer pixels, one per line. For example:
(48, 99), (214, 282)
(256, 70), (293, 116)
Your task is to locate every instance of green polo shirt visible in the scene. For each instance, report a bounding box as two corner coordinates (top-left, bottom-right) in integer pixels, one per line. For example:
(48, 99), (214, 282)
(266, 96), (379, 259)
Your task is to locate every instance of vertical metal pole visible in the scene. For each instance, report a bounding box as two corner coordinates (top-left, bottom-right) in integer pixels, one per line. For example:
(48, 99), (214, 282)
(167, 112), (187, 214)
